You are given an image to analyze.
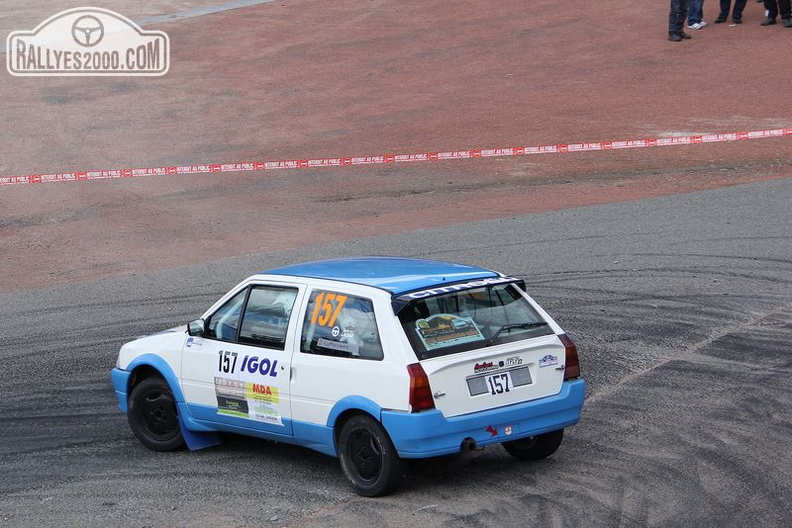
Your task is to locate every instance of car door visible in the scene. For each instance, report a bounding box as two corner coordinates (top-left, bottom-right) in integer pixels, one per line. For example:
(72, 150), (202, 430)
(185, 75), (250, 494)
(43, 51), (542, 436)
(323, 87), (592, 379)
(181, 282), (302, 436)
(290, 287), (406, 427)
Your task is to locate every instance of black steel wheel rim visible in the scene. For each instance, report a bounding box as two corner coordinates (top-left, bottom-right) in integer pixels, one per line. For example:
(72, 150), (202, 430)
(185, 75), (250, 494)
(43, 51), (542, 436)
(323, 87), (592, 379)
(140, 390), (179, 439)
(348, 429), (382, 482)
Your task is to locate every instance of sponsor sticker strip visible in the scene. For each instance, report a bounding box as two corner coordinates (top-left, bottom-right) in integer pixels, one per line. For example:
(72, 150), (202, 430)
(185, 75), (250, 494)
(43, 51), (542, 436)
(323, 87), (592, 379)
(1, 128), (789, 187)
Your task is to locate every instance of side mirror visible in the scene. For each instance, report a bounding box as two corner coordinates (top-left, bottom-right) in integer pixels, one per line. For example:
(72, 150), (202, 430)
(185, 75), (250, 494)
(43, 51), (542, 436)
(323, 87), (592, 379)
(187, 319), (206, 337)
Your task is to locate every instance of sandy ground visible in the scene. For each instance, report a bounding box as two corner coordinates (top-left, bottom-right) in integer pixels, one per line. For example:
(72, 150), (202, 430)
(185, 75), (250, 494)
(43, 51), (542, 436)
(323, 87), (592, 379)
(1, 0), (791, 293)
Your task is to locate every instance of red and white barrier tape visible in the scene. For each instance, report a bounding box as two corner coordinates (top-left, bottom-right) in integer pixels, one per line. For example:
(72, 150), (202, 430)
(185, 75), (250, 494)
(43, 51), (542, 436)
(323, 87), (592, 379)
(1, 128), (789, 187)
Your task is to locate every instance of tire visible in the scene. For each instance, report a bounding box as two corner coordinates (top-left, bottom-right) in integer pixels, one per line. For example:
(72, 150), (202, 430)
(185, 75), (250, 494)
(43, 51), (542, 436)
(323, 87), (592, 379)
(128, 376), (185, 451)
(502, 429), (564, 461)
(337, 415), (404, 497)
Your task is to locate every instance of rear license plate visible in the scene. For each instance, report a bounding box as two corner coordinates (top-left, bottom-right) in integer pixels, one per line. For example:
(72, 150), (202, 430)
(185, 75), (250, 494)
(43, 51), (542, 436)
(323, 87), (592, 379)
(467, 367), (531, 396)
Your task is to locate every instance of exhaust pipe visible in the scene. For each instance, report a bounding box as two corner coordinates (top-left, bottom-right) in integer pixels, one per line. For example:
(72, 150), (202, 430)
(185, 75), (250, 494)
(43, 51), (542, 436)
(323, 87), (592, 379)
(460, 438), (478, 453)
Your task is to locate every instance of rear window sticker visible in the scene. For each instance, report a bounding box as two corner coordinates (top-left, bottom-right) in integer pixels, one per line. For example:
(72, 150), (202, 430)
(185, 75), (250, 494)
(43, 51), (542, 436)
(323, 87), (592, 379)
(402, 276), (518, 300)
(416, 314), (485, 351)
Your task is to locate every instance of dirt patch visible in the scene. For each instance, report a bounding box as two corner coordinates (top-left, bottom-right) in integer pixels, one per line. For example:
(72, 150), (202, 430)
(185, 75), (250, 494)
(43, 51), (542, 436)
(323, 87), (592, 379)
(1, 0), (790, 292)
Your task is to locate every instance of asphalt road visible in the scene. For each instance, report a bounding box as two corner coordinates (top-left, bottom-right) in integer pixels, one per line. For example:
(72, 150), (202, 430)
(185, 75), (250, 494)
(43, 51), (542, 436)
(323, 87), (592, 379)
(1, 178), (791, 527)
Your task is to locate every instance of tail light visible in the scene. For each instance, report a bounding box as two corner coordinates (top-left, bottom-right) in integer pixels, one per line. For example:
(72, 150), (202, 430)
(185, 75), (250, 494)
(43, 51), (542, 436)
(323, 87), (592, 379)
(407, 363), (435, 412)
(558, 334), (581, 380)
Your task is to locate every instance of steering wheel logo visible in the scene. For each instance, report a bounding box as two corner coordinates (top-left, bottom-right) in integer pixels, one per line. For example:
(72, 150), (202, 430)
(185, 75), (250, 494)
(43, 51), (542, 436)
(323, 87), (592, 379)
(71, 15), (104, 47)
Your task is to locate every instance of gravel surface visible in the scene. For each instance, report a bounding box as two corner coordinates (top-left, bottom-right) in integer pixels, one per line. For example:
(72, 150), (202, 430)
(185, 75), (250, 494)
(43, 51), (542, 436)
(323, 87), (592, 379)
(1, 179), (790, 527)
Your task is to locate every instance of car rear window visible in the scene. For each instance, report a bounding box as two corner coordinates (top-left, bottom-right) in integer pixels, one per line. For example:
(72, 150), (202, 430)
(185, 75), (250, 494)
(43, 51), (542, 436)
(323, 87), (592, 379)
(397, 283), (552, 359)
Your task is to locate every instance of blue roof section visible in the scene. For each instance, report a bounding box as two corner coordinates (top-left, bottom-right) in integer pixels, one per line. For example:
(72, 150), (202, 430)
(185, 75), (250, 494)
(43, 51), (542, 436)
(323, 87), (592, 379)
(264, 257), (499, 295)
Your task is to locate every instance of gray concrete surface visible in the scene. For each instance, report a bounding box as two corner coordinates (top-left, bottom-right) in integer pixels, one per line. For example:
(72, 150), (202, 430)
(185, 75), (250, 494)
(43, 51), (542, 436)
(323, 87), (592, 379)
(1, 179), (790, 527)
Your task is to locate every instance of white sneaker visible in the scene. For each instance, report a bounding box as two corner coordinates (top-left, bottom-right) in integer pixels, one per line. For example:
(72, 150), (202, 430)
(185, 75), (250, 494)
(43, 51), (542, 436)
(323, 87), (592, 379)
(699, 21), (708, 27)
(687, 22), (704, 29)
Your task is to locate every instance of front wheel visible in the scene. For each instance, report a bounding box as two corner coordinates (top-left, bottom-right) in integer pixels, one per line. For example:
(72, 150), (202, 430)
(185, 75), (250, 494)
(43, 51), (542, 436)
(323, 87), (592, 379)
(503, 429), (564, 461)
(128, 376), (185, 451)
(338, 415), (404, 497)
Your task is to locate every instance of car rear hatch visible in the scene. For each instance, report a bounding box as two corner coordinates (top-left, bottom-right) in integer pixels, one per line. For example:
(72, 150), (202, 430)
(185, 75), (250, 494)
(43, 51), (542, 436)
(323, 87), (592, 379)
(395, 276), (573, 417)
(418, 334), (567, 417)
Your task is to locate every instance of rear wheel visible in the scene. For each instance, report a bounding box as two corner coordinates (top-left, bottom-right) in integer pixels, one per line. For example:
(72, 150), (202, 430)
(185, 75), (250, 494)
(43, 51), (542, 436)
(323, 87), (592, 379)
(503, 429), (564, 461)
(338, 415), (404, 496)
(128, 376), (185, 451)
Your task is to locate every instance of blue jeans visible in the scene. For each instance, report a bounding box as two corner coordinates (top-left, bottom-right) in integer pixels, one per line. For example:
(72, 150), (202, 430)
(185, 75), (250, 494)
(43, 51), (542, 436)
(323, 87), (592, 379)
(688, 0), (704, 23)
(670, 0), (692, 32)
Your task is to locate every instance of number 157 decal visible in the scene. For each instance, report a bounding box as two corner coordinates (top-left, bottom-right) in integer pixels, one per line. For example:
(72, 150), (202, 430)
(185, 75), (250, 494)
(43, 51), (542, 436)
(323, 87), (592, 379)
(486, 372), (512, 395)
(310, 292), (348, 327)
(218, 350), (238, 373)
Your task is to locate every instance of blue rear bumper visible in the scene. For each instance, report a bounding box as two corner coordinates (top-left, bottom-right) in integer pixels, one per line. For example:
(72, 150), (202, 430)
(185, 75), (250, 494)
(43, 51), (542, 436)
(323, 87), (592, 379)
(382, 379), (586, 458)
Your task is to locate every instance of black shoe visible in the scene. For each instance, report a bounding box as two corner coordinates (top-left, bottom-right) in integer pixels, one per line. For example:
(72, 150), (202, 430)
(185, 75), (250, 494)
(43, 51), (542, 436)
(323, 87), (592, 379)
(761, 17), (777, 25)
(668, 32), (683, 41)
(732, 18), (742, 24)
(783, 18), (792, 27)
(714, 15), (728, 23)
(678, 31), (692, 39)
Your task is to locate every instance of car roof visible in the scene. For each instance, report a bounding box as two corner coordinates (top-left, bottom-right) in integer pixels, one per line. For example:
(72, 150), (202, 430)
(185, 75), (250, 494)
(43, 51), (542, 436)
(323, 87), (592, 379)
(264, 257), (500, 295)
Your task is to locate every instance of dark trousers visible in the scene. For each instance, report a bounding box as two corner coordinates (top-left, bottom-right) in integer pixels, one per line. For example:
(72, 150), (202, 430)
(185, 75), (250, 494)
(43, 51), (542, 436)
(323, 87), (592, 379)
(763, 0), (792, 18)
(669, 0), (692, 32)
(719, 0), (748, 20)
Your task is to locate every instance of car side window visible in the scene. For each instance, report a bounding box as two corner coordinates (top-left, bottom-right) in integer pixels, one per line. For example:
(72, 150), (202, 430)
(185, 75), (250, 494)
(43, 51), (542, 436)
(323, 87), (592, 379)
(238, 286), (298, 349)
(301, 290), (383, 360)
(205, 288), (247, 341)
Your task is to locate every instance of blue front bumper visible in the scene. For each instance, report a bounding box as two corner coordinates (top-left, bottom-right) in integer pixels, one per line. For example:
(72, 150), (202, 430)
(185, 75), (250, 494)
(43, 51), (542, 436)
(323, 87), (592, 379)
(382, 379), (586, 458)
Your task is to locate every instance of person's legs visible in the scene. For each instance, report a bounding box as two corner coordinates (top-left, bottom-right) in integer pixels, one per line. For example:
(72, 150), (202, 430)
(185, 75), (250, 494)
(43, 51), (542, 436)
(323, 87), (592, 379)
(778, 0), (791, 19)
(670, 0), (686, 32)
(732, 0), (748, 20)
(716, 0), (731, 21)
(682, 0), (692, 26)
(763, 0), (779, 20)
(688, 0), (704, 23)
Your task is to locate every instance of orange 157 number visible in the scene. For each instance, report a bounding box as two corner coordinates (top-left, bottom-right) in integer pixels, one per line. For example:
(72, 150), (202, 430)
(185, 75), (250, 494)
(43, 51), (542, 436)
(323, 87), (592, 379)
(310, 292), (348, 327)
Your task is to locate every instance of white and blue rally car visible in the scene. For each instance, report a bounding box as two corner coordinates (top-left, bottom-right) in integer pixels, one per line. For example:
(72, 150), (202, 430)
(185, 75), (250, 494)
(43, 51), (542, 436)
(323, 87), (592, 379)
(111, 257), (585, 496)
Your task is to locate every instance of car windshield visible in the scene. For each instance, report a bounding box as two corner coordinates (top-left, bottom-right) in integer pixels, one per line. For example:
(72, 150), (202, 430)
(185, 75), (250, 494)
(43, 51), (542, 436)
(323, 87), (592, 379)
(397, 283), (552, 359)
